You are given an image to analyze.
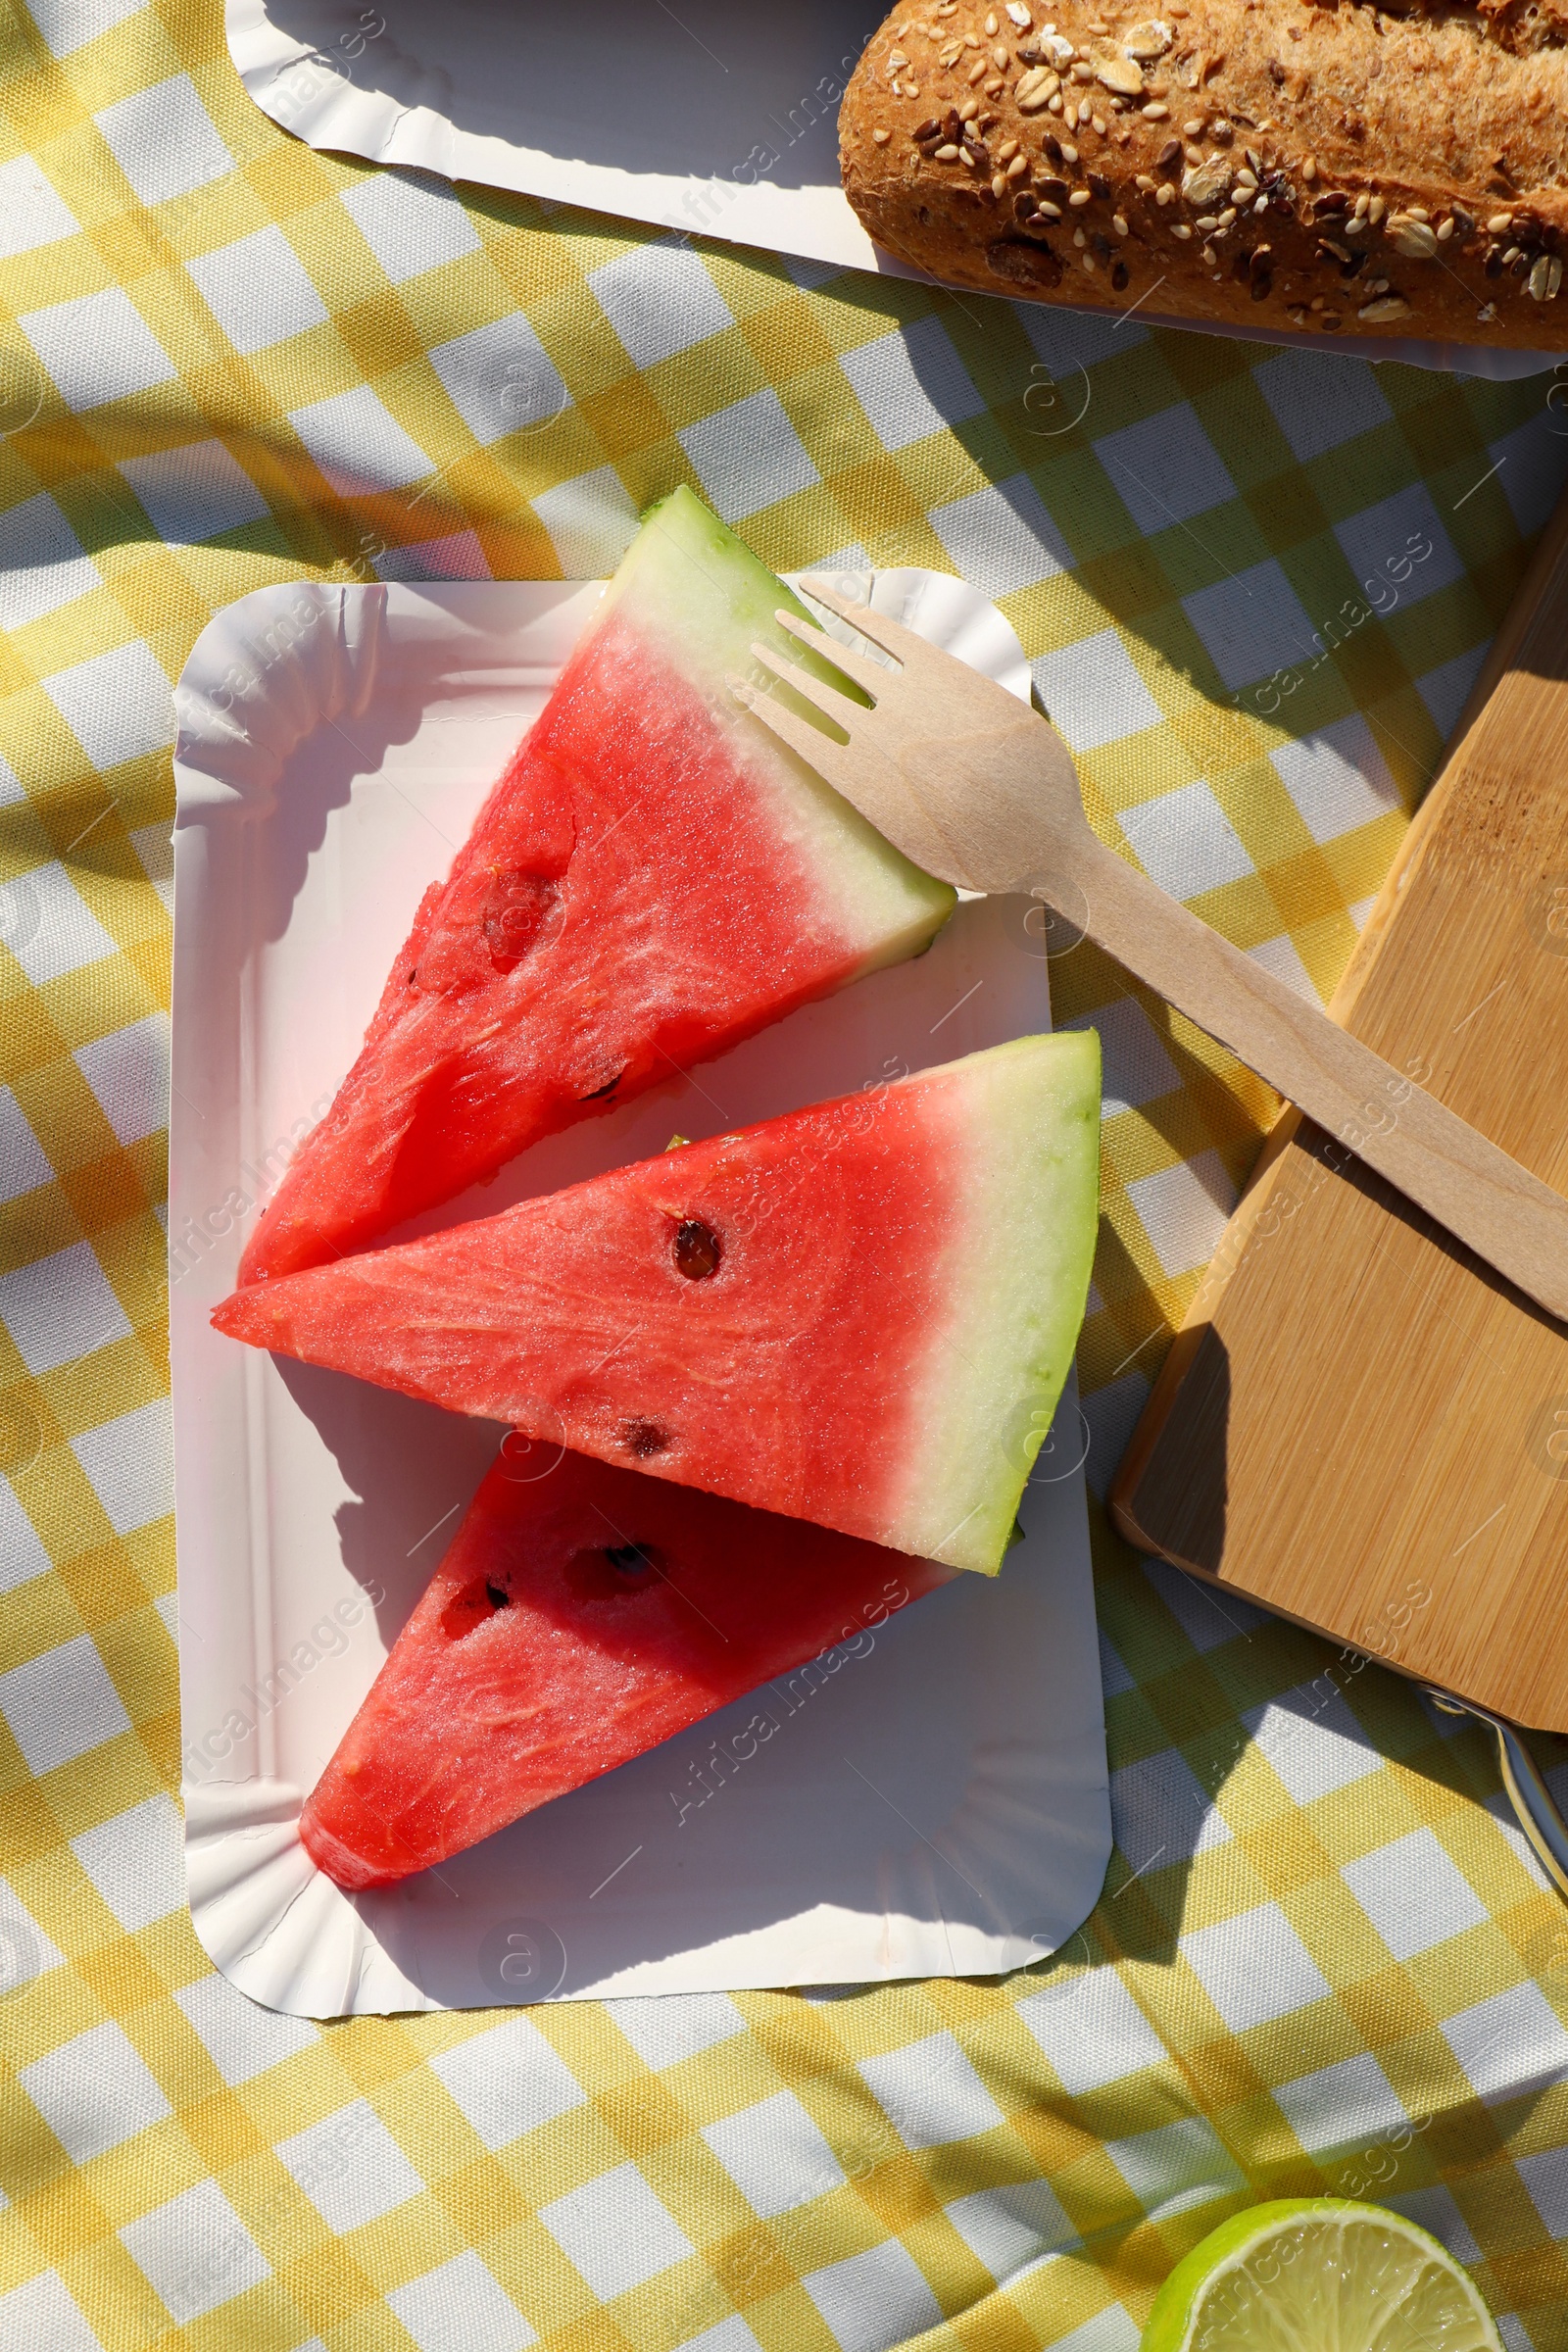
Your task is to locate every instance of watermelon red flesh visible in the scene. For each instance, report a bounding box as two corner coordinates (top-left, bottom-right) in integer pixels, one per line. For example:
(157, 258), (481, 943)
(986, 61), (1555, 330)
(216, 1032), (1102, 1576)
(299, 1447), (955, 1888)
(239, 487), (954, 1284)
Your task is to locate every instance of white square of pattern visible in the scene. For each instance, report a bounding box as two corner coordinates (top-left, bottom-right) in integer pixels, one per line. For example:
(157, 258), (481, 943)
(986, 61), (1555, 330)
(0, 2272), (101, 2351)
(604, 1992), (744, 2068)
(1249, 1683), (1383, 1803)
(121, 2179), (269, 2324)
(1254, 349), (1395, 466)
(1418, 645), (1487, 746)
(27, 0), (144, 54)
(95, 74), (231, 206)
(1031, 628), (1163, 755)
(120, 441), (269, 544)
(0, 156), (78, 257)
(1335, 484), (1463, 612)
(288, 386), (433, 498)
(1181, 1903), (1331, 2030)
(5, 863), (117, 988)
(20, 288), (175, 413)
(0, 1486), (51, 1594)
(1064, 1001), (1179, 1119)
(22, 2019), (170, 2161)
(1017, 1965), (1166, 2094)
(387, 2252), (535, 2352)
(427, 317), (567, 445)
(1443, 1984), (1568, 2105)
(1386, 2186), (1482, 2263)
(0, 1086), (51, 1204)
(188, 226), (328, 356)
(276, 2100), (422, 2231)
(1126, 1151), (1238, 1282)
(1518, 2143), (1568, 2237)
(1275, 2052), (1408, 2156)
(801, 2240), (943, 2352)
(1083, 1373), (1151, 1501)
(374, 531), (492, 583)
(702, 2089), (844, 2218)
(1489, 415), (1567, 537)
(1270, 714), (1401, 846)
(1094, 405), (1237, 532)
(0, 1629), (132, 1772)
(72, 1397), (172, 1535)
(945, 2179), (1077, 2282)
(1183, 560), (1316, 694)
(44, 641), (173, 770)
(1054, 2316), (1142, 2352)
(532, 467), (639, 581)
(342, 170), (481, 285)
(1143, 1558), (1266, 1650)
(429, 2016), (586, 2152)
(928, 475), (1070, 600)
(858, 2032), (1004, 2150)
(173, 1974), (318, 2086)
(74, 1014), (169, 1147)
(0, 494), (97, 628)
(1110, 1748), (1231, 1880)
(0, 1240), (132, 1377)
(588, 241), (733, 370)
(1120, 779), (1253, 901)
(1248, 931), (1318, 1003)
(679, 389), (818, 525)
(1106, 2116), (1245, 2219)
(840, 318), (985, 454)
(1343, 1827), (1488, 1960)
(538, 2163), (693, 2298)
(71, 1792), (181, 1931)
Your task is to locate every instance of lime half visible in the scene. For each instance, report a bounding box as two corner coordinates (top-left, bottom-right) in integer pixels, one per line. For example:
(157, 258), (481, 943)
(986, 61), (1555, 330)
(1142, 2198), (1502, 2352)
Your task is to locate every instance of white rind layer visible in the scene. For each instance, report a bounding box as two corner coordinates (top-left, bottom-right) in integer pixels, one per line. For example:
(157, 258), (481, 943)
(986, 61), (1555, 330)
(597, 485), (956, 965)
(899, 1031), (1102, 1575)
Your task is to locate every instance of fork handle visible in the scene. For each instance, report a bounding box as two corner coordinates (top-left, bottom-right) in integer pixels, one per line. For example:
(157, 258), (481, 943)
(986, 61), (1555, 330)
(1055, 840), (1568, 1327)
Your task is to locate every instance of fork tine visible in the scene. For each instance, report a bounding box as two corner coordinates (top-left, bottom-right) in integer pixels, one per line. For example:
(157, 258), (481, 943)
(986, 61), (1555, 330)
(730, 672), (963, 885)
(728, 672), (865, 802)
(747, 639), (867, 737)
(770, 609), (891, 704)
(796, 577), (942, 669)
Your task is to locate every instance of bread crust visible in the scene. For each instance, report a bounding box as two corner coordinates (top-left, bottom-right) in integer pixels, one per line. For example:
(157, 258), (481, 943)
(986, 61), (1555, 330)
(840, 0), (1568, 349)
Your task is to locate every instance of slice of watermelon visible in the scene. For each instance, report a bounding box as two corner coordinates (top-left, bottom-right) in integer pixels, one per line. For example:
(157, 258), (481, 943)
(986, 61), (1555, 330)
(240, 487), (956, 1283)
(300, 1446), (956, 1888)
(216, 1033), (1102, 1576)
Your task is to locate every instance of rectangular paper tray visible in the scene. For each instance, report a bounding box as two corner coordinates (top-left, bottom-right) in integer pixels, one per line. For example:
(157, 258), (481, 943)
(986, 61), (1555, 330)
(170, 568), (1112, 2015)
(226, 0), (1556, 379)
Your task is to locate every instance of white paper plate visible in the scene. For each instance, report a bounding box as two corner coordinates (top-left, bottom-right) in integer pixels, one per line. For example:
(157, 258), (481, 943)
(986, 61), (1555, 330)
(226, 0), (1557, 378)
(170, 569), (1112, 2017)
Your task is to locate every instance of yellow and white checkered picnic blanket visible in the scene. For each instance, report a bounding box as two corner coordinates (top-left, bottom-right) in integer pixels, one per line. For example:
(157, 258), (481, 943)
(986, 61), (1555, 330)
(5, 0), (1568, 2346)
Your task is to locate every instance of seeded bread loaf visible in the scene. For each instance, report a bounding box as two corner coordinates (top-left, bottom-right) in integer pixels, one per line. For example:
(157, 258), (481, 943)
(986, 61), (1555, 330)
(840, 0), (1568, 348)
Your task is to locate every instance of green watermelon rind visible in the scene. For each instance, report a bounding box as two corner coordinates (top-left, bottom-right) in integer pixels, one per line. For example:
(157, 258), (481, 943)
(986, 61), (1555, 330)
(611, 485), (957, 972)
(906, 1029), (1101, 1572)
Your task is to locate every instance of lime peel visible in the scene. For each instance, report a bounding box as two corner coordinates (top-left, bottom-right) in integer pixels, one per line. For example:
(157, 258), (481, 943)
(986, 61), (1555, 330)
(1141, 2197), (1502, 2352)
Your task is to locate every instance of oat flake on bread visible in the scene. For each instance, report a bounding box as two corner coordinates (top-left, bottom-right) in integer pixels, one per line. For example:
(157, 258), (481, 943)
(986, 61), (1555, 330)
(839, 0), (1568, 348)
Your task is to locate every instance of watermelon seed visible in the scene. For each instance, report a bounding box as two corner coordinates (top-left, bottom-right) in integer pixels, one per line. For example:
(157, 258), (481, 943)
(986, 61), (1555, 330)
(673, 1218), (722, 1279)
(603, 1544), (658, 1583)
(622, 1418), (670, 1457)
(485, 1582), (510, 1609)
(582, 1069), (623, 1100)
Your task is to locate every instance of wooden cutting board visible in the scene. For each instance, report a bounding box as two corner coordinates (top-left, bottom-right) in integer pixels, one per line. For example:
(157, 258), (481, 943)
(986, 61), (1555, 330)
(1109, 484), (1568, 1732)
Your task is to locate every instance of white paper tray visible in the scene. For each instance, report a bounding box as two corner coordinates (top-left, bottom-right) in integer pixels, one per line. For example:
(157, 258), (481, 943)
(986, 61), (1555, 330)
(170, 568), (1112, 2016)
(226, 0), (1557, 378)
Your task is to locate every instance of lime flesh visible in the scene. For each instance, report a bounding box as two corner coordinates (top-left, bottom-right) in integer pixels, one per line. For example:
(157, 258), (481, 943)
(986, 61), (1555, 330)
(1142, 2199), (1502, 2352)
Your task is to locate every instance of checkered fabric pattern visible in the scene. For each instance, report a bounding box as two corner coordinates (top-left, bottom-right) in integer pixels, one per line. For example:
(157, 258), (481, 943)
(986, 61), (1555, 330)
(4, 1), (1568, 2347)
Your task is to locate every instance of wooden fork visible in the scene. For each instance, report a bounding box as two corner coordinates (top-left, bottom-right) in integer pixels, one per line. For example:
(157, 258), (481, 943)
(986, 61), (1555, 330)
(731, 577), (1568, 1329)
